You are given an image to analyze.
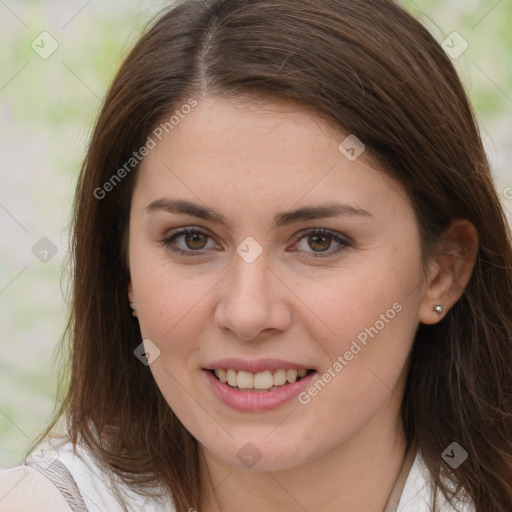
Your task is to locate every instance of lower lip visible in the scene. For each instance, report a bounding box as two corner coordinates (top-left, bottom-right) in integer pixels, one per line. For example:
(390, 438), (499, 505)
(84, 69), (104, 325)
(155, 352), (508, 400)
(204, 370), (317, 412)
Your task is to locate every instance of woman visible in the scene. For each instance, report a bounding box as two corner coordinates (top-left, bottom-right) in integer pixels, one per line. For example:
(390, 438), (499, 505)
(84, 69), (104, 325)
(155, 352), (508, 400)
(1, 0), (511, 510)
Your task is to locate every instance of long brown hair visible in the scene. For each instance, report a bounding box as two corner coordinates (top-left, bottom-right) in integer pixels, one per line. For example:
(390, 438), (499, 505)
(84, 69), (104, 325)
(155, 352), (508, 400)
(33, 0), (512, 510)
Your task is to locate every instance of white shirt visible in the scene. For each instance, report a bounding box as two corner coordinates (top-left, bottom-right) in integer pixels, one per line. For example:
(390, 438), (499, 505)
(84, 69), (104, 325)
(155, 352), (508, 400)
(0, 440), (476, 511)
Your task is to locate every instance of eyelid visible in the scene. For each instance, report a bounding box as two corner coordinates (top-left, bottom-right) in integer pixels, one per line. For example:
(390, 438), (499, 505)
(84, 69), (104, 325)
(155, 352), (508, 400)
(292, 227), (353, 246)
(164, 225), (212, 238)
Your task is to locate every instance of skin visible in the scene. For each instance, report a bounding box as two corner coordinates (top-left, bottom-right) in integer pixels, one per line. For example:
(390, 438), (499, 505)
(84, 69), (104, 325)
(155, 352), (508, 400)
(127, 96), (478, 511)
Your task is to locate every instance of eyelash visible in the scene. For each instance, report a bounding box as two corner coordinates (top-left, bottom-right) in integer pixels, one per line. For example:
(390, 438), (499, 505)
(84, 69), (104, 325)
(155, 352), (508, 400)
(160, 227), (351, 258)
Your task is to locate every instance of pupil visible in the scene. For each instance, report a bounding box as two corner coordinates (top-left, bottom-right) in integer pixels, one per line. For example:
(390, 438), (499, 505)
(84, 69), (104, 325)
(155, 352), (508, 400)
(309, 235), (330, 252)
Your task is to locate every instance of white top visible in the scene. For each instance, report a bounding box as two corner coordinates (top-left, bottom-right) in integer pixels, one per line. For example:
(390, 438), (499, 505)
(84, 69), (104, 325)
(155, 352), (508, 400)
(0, 440), (476, 511)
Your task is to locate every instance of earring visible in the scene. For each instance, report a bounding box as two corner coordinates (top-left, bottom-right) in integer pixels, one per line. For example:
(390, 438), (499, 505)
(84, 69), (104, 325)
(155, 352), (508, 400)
(433, 304), (444, 315)
(130, 302), (138, 317)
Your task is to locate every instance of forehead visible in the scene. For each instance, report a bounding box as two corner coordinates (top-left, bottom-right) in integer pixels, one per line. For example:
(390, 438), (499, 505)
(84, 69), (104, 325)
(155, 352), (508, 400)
(132, 96), (409, 223)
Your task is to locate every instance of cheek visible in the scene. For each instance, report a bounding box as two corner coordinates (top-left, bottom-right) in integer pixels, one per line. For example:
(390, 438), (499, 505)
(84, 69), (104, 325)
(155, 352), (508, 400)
(130, 257), (210, 423)
(305, 248), (421, 348)
(130, 238), (210, 323)
(129, 249), (213, 366)
(303, 245), (423, 399)
(295, 299), (418, 457)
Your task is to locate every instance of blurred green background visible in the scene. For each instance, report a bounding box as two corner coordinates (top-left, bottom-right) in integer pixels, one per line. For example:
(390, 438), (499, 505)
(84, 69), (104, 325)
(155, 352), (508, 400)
(1, 0), (511, 467)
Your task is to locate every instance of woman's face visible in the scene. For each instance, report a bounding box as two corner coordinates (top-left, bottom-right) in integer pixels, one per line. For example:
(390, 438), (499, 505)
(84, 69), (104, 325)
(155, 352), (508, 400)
(128, 97), (429, 471)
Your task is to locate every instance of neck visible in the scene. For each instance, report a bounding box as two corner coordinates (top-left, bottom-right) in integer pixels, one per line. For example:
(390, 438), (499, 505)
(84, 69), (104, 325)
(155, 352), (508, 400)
(199, 394), (408, 512)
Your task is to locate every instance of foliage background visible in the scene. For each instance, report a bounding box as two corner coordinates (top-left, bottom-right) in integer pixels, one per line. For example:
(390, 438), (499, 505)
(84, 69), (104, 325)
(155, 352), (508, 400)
(0, 0), (511, 466)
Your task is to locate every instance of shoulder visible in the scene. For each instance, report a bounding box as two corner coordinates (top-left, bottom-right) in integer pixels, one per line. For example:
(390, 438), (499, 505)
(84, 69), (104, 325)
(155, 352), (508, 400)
(0, 465), (71, 512)
(398, 451), (476, 512)
(0, 437), (175, 512)
(55, 439), (174, 511)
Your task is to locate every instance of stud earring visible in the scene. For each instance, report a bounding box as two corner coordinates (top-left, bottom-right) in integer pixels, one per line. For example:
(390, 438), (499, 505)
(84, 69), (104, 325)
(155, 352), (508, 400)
(130, 302), (138, 317)
(433, 304), (443, 315)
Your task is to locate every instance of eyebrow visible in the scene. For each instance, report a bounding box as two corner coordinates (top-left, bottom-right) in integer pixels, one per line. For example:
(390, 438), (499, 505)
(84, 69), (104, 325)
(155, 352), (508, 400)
(145, 198), (373, 228)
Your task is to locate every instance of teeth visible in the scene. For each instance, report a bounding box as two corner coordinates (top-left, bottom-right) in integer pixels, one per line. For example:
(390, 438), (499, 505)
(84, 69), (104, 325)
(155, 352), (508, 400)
(237, 371), (254, 389)
(253, 371), (274, 389)
(226, 369), (237, 387)
(213, 368), (310, 390)
(273, 369), (287, 386)
(286, 369), (298, 383)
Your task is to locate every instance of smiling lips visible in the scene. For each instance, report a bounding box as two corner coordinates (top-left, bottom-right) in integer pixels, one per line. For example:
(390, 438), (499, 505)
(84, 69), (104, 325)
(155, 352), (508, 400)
(204, 368), (318, 412)
(204, 358), (317, 411)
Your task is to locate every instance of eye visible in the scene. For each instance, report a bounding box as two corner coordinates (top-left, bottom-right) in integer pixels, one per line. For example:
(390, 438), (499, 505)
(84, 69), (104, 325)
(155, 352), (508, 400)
(290, 228), (351, 258)
(161, 227), (351, 258)
(161, 227), (219, 256)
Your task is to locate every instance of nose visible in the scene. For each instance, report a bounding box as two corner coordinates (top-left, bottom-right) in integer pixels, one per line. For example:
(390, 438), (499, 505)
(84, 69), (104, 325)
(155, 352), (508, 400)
(213, 253), (292, 341)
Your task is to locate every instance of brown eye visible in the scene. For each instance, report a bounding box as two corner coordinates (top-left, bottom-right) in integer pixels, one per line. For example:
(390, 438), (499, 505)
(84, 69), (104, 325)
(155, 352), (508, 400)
(184, 232), (208, 250)
(161, 227), (217, 256)
(292, 229), (351, 258)
(307, 234), (332, 252)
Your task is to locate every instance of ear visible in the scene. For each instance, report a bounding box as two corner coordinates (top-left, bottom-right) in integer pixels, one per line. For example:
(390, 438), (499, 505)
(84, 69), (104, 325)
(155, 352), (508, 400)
(128, 280), (135, 304)
(419, 219), (479, 325)
(128, 281), (138, 317)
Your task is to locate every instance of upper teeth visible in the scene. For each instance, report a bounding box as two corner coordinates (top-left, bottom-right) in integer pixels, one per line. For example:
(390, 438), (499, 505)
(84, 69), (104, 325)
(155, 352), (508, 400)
(214, 368), (308, 389)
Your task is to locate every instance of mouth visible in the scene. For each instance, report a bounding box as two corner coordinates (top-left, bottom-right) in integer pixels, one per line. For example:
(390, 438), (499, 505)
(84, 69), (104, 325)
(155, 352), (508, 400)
(203, 363), (318, 412)
(208, 368), (315, 392)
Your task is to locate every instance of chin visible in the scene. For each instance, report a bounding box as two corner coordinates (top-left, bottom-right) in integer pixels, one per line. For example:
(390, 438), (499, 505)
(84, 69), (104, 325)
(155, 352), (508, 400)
(198, 427), (319, 472)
